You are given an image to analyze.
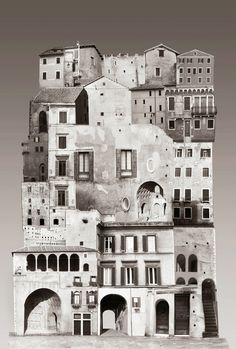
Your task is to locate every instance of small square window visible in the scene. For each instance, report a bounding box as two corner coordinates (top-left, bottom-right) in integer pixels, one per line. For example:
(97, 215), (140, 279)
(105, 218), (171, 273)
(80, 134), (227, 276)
(186, 149), (193, 157)
(186, 168), (192, 177)
(203, 168), (209, 177)
(100, 112), (104, 116)
(174, 207), (181, 218)
(175, 168), (181, 177)
(56, 57), (60, 64)
(169, 120), (176, 130)
(207, 119), (214, 129)
(59, 111), (67, 123)
(155, 67), (161, 77)
(194, 119), (201, 129)
(184, 207), (192, 219)
(202, 208), (210, 219)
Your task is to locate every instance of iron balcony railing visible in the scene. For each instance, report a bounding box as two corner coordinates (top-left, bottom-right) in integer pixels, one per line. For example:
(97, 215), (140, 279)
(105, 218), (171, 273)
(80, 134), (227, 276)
(191, 106), (217, 116)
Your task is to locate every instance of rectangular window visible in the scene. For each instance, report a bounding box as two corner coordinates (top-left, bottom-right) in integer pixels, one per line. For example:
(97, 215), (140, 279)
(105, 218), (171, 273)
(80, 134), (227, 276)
(186, 149), (193, 157)
(207, 68), (211, 74)
(207, 119), (214, 129)
(59, 160), (66, 176)
(121, 150), (132, 176)
(159, 50), (164, 57)
(126, 236), (134, 253)
(43, 72), (47, 80)
(186, 168), (192, 177)
(187, 68), (191, 74)
(155, 67), (161, 77)
(43, 58), (47, 65)
(143, 99), (145, 104)
(198, 68), (203, 74)
(193, 68), (197, 75)
(198, 77), (202, 83)
(159, 90), (162, 96)
(187, 58), (192, 63)
(103, 267), (112, 286)
(201, 149), (211, 158)
(175, 168), (181, 177)
(149, 105), (152, 112)
(56, 71), (60, 79)
(58, 190), (66, 206)
(159, 105), (162, 111)
(176, 149), (182, 157)
(125, 267), (135, 285)
(202, 189), (210, 202)
(184, 207), (192, 219)
(173, 207), (180, 218)
(179, 68), (183, 74)
(168, 120), (176, 130)
(147, 235), (156, 252)
(104, 236), (113, 253)
(149, 91), (152, 96)
(194, 119), (201, 129)
(168, 97), (175, 111)
(174, 189), (180, 201)
(185, 189), (191, 202)
(184, 97), (191, 111)
(78, 152), (90, 179)
(202, 208), (210, 219)
(203, 168), (209, 177)
(56, 57), (60, 64)
(198, 58), (204, 63)
(187, 77), (191, 83)
(132, 297), (141, 308)
(59, 111), (67, 123)
(207, 58), (211, 63)
(27, 218), (32, 225)
(134, 99), (137, 104)
(146, 267), (159, 285)
(207, 77), (211, 83)
(179, 77), (183, 83)
(58, 136), (66, 149)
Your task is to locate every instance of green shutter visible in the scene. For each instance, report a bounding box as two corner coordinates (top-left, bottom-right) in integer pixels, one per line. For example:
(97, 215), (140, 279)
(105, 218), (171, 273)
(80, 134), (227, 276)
(131, 150), (137, 178)
(116, 149), (121, 178)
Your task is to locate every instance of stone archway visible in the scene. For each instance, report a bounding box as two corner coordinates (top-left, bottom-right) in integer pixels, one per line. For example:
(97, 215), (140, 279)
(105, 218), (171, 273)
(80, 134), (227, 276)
(156, 300), (169, 334)
(24, 288), (61, 335)
(100, 294), (128, 335)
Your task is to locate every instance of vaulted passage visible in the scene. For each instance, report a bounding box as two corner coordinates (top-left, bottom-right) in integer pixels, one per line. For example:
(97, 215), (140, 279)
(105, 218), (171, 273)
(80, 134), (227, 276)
(156, 300), (169, 334)
(100, 294), (128, 336)
(24, 288), (61, 335)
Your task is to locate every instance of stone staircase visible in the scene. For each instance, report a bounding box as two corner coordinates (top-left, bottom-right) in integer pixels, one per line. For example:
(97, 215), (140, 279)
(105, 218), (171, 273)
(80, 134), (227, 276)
(203, 300), (218, 338)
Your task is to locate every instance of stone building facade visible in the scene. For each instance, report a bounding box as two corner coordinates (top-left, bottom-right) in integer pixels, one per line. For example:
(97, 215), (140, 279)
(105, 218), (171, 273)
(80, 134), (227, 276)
(13, 43), (218, 338)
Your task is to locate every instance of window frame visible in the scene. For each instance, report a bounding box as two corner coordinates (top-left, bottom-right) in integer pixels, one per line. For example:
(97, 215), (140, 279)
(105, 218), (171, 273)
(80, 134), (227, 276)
(184, 207), (192, 219)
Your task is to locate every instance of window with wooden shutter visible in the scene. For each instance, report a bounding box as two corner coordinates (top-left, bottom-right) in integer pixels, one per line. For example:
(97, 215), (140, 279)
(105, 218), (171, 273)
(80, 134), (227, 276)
(143, 236), (148, 252)
(120, 267), (125, 286)
(184, 189), (191, 202)
(117, 149), (137, 178)
(112, 267), (116, 286)
(145, 265), (161, 285)
(120, 236), (125, 252)
(133, 236), (138, 253)
(97, 266), (103, 286)
(202, 189), (209, 202)
(75, 151), (94, 181)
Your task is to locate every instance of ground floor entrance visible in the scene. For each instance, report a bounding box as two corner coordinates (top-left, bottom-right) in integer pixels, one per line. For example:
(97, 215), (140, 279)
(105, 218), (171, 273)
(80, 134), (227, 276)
(174, 294), (190, 335)
(156, 300), (169, 334)
(73, 313), (91, 335)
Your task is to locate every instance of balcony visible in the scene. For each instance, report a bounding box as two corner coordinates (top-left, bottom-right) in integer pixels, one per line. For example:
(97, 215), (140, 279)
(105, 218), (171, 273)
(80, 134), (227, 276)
(191, 106), (217, 116)
(21, 142), (29, 154)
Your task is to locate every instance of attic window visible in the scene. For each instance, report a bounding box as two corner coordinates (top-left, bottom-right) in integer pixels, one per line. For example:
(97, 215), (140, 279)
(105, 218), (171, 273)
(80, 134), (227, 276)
(43, 58), (47, 65)
(159, 50), (164, 57)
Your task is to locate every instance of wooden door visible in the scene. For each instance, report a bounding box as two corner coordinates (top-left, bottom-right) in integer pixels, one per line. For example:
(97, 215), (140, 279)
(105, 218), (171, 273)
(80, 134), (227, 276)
(175, 294), (190, 335)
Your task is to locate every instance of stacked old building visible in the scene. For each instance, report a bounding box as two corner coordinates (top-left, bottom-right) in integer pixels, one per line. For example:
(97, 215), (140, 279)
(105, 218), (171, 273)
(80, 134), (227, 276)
(12, 43), (218, 337)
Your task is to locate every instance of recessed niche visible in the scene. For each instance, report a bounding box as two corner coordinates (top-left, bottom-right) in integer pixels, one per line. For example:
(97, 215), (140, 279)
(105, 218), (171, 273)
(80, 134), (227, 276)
(82, 218), (88, 224)
(122, 197), (130, 212)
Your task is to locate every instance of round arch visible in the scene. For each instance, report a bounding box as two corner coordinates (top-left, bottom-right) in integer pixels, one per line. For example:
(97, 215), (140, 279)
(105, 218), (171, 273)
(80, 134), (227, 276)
(176, 277), (185, 285)
(24, 288), (61, 335)
(156, 299), (169, 334)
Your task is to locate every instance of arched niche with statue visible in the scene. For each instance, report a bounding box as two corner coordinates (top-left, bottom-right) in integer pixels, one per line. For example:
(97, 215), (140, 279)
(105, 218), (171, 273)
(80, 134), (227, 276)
(137, 181), (166, 222)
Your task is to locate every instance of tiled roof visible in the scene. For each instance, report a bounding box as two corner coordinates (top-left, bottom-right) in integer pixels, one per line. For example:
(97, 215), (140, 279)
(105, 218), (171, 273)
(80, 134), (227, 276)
(144, 43), (179, 55)
(33, 87), (83, 104)
(39, 47), (64, 57)
(130, 83), (164, 91)
(12, 246), (97, 253)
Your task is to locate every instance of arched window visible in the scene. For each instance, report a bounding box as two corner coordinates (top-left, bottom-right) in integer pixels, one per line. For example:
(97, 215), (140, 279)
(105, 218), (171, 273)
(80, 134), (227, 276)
(188, 278), (197, 285)
(188, 254), (198, 272)
(59, 254), (68, 271)
(27, 254), (36, 271)
(48, 254), (57, 271)
(39, 111), (47, 133)
(70, 254), (79, 271)
(37, 254), (46, 271)
(176, 254), (186, 272)
(176, 277), (185, 285)
(83, 263), (89, 272)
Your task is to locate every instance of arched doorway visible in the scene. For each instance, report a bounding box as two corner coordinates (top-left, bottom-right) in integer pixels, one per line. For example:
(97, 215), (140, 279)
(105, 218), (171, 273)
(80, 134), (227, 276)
(156, 300), (169, 334)
(100, 294), (128, 335)
(202, 279), (218, 337)
(24, 288), (61, 335)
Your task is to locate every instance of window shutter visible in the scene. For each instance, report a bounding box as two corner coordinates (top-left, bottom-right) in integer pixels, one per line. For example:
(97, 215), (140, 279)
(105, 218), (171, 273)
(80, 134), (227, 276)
(94, 291), (97, 304)
(66, 160), (69, 177)
(74, 152), (78, 180)
(131, 150), (137, 178)
(157, 267), (161, 285)
(112, 236), (115, 253)
(55, 190), (58, 206)
(65, 190), (69, 206)
(145, 267), (148, 285)
(97, 266), (103, 286)
(112, 267), (116, 286)
(86, 291), (89, 304)
(143, 236), (147, 252)
(116, 149), (121, 178)
(155, 236), (157, 252)
(99, 236), (104, 253)
(120, 236), (125, 252)
(134, 267), (138, 286)
(55, 160), (59, 177)
(133, 236), (138, 252)
(71, 291), (74, 305)
(121, 267), (125, 285)
(89, 152), (94, 181)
